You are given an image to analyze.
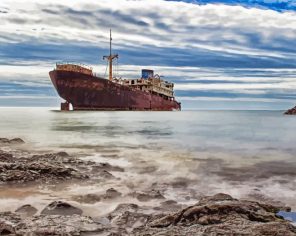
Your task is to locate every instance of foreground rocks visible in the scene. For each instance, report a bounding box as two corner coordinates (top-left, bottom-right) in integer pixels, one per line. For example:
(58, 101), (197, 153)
(0, 212), (104, 235)
(285, 106), (296, 115)
(133, 193), (296, 236)
(0, 193), (295, 235)
(0, 138), (125, 184)
(0, 150), (88, 183)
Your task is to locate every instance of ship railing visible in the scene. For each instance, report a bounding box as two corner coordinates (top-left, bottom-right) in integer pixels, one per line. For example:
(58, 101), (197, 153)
(56, 61), (93, 71)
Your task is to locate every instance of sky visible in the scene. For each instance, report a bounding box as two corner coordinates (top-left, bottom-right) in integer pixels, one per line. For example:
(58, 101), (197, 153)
(0, 0), (296, 110)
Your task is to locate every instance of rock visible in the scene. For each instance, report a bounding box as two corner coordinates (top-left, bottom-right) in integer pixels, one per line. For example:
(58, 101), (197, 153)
(0, 212), (20, 235)
(108, 204), (139, 220)
(0, 211), (103, 235)
(0, 151), (88, 184)
(104, 188), (122, 199)
(92, 162), (124, 173)
(112, 211), (151, 231)
(73, 194), (102, 204)
(15, 204), (38, 217)
(107, 203), (152, 234)
(56, 151), (69, 157)
(9, 138), (24, 144)
(0, 151), (13, 163)
(133, 193), (296, 235)
(0, 162), (87, 183)
(155, 200), (183, 212)
(285, 106), (296, 115)
(99, 170), (116, 179)
(0, 138), (10, 143)
(72, 188), (122, 204)
(0, 138), (24, 144)
(128, 190), (165, 202)
(41, 201), (83, 216)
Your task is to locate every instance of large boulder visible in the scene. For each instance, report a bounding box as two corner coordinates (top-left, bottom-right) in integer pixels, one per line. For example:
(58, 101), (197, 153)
(0, 212), (103, 235)
(15, 204), (38, 217)
(41, 201), (83, 216)
(133, 193), (296, 235)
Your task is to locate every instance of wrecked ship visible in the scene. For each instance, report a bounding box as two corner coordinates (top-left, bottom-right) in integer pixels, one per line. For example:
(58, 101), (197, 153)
(49, 30), (181, 111)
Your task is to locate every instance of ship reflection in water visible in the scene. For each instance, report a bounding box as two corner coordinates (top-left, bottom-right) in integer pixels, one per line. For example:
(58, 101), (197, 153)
(1, 108), (296, 215)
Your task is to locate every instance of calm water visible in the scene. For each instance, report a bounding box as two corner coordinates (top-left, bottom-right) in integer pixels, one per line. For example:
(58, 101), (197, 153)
(1, 108), (296, 214)
(0, 108), (295, 152)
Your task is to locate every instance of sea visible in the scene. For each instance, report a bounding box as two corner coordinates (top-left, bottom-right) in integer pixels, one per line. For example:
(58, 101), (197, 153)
(0, 107), (296, 217)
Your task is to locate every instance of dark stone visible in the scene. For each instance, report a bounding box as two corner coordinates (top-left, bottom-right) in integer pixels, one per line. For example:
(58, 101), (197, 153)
(0, 151), (13, 163)
(0, 211), (103, 235)
(0, 138), (24, 144)
(41, 201), (83, 216)
(104, 188), (122, 199)
(285, 106), (296, 115)
(157, 200), (183, 212)
(0, 151), (88, 184)
(133, 193), (296, 235)
(128, 190), (165, 202)
(73, 194), (102, 204)
(15, 204), (38, 217)
(92, 162), (124, 173)
(108, 204), (139, 220)
(9, 138), (25, 144)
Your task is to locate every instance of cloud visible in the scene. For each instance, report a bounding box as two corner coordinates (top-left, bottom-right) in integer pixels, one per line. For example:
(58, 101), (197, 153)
(168, 0), (296, 11)
(0, 0), (296, 109)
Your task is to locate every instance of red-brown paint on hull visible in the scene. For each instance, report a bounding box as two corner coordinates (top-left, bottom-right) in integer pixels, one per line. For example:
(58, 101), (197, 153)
(49, 70), (181, 111)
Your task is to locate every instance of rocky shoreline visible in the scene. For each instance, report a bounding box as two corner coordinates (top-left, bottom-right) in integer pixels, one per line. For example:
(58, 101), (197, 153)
(1, 193), (295, 235)
(0, 138), (295, 235)
(285, 106), (296, 115)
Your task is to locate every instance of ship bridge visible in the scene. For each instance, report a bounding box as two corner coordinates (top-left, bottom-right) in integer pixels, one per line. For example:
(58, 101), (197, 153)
(122, 69), (175, 99)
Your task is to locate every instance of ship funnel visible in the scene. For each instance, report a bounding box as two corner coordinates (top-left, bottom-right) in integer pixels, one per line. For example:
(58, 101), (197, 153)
(142, 69), (154, 79)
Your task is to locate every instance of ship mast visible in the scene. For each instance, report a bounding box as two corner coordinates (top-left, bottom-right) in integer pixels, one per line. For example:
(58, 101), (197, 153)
(103, 29), (118, 81)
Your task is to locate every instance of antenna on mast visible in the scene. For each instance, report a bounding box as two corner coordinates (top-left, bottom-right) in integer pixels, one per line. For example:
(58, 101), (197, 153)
(103, 29), (118, 81)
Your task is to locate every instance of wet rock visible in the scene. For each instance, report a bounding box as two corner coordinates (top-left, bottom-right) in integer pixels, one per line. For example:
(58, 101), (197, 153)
(92, 162), (124, 173)
(214, 160), (296, 182)
(99, 170), (116, 179)
(15, 204), (37, 217)
(41, 201), (83, 216)
(73, 188), (122, 204)
(171, 177), (190, 188)
(56, 151), (69, 157)
(0, 212), (20, 235)
(0, 138), (24, 144)
(108, 203), (139, 220)
(73, 194), (102, 204)
(0, 212), (103, 235)
(128, 190), (165, 202)
(0, 150), (88, 184)
(133, 193), (296, 235)
(9, 138), (25, 144)
(0, 161), (87, 183)
(285, 106), (296, 115)
(112, 211), (151, 232)
(104, 188), (122, 199)
(107, 203), (152, 234)
(0, 138), (9, 143)
(155, 200), (183, 212)
(246, 192), (291, 212)
(0, 151), (13, 163)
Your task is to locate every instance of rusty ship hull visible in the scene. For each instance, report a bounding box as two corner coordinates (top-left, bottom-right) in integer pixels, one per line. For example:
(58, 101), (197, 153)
(49, 70), (181, 111)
